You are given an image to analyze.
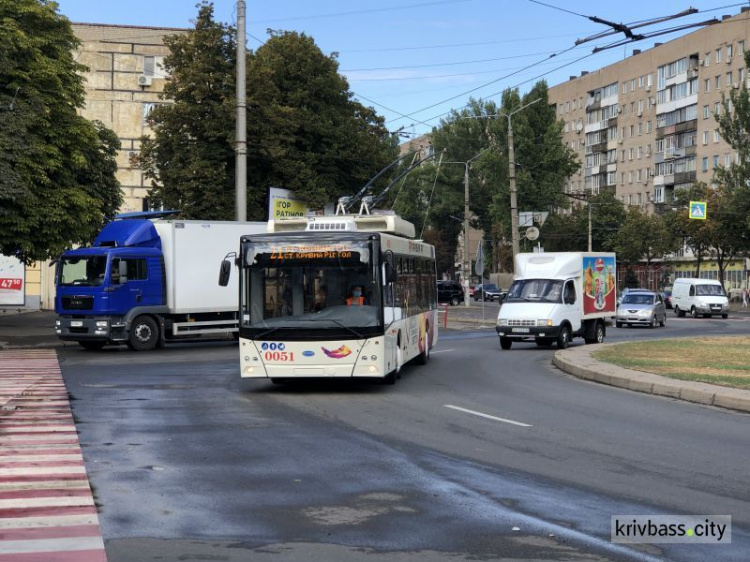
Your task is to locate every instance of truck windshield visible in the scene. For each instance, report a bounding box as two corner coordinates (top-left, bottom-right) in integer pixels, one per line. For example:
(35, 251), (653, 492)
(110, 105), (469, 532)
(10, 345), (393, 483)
(58, 256), (107, 287)
(240, 239), (382, 337)
(505, 279), (564, 303)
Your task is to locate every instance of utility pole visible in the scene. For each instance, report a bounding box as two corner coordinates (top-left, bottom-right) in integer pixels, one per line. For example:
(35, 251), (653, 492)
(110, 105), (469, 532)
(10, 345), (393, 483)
(505, 98), (541, 259)
(444, 152), (486, 307)
(235, 0), (247, 221)
(463, 162), (470, 307)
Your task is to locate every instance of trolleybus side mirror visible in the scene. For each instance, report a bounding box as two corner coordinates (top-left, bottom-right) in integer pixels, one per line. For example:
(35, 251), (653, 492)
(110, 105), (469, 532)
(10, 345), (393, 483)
(219, 258), (232, 287)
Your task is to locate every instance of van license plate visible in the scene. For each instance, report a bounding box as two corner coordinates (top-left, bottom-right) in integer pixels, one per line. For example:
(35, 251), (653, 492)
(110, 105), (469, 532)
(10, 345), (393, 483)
(512, 328), (530, 333)
(70, 321), (83, 327)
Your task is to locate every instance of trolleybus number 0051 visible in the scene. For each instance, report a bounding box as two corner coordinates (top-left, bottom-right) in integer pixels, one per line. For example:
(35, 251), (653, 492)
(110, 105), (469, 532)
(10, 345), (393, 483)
(264, 351), (294, 362)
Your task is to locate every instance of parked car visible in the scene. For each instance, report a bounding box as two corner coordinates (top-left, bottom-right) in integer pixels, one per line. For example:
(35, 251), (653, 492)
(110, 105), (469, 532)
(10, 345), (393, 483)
(468, 284), (477, 298)
(437, 280), (465, 306)
(615, 290), (667, 328)
(671, 278), (729, 318)
(474, 283), (505, 302)
(661, 288), (673, 309)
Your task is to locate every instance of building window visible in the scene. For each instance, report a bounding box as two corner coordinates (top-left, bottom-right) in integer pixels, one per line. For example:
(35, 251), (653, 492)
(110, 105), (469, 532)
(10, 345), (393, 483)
(716, 48), (722, 63)
(703, 105), (709, 119)
(622, 82), (628, 94)
(638, 123), (642, 136)
(704, 78), (710, 93)
(714, 102), (721, 115)
(714, 129), (721, 143)
(725, 153), (732, 166)
(705, 52), (711, 66)
(628, 172), (633, 184)
(728, 44), (733, 60)
(646, 121), (652, 133)
(637, 169), (642, 182)
(143, 56), (155, 77)
(629, 125), (634, 137)
(628, 194), (633, 205)
(727, 72), (733, 87)
(715, 75), (721, 89)
(703, 130), (709, 144)
(702, 157), (709, 171)
(740, 41), (745, 54)
(631, 78), (636, 90)
(629, 148), (634, 160)
(637, 193), (642, 204)
(620, 172), (625, 184)
(713, 155), (719, 168)
(741, 68), (746, 83)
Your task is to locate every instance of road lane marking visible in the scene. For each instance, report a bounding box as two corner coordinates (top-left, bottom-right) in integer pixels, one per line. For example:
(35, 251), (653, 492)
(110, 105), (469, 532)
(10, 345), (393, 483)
(444, 404), (532, 427)
(431, 349), (454, 354)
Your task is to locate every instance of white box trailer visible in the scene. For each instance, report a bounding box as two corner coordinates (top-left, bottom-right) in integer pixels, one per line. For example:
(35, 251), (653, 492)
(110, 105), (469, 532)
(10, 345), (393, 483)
(496, 252), (616, 350)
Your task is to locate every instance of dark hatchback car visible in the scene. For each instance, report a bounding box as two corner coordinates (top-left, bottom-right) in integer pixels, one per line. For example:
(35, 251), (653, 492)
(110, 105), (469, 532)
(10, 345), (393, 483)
(437, 280), (465, 306)
(474, 283), (505, 302)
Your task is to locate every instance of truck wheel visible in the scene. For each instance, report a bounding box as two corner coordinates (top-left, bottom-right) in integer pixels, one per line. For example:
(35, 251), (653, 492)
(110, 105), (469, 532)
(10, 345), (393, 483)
(556, 326), (570, 349)
(499, 337), (512, 350)
(78, 341), (105, 351)
(585, 323), (604, 344)
(128, 315), (159, 351)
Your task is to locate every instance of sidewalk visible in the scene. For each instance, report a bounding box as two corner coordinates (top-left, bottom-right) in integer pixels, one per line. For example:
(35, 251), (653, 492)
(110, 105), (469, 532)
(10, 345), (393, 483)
(0, 349), (107, 561)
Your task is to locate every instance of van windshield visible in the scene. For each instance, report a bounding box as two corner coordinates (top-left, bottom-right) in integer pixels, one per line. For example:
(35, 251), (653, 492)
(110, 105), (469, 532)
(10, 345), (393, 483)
(696, 284), (726, 297)
(506, 279), (563, 303)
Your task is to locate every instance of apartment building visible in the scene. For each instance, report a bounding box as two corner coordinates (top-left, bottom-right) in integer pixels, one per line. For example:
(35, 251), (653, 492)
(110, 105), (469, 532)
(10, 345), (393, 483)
(549, 8), (750, 211)
(72, 23), (187, 213)
(548, 8), (750, 291)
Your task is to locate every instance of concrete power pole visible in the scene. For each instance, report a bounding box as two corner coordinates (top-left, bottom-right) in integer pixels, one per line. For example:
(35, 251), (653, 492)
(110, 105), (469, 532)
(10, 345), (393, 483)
(235, 0), (247, 221)
(463, 162), (470, 307)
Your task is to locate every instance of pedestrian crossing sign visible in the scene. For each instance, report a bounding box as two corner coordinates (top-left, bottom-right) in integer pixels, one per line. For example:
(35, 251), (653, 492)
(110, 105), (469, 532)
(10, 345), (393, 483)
(689, 201), (707, 220)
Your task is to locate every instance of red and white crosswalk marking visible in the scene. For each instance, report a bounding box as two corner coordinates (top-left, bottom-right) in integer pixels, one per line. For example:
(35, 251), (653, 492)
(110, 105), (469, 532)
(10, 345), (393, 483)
(0, 350), (106, 561)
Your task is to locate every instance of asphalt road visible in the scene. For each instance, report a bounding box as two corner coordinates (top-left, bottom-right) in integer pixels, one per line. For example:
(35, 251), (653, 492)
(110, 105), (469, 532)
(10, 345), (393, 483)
(58, 315), (750, 562)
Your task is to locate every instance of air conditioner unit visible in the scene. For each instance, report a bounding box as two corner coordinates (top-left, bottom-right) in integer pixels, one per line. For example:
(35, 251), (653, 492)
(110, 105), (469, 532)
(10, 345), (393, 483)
(733, 82), (740, 89)
(637, 111), (643, 117)
(618, 139), (623, 145)
(698, 59), (705, 67)
(645, 84), (652, 92)
(138, 75), (152, 87)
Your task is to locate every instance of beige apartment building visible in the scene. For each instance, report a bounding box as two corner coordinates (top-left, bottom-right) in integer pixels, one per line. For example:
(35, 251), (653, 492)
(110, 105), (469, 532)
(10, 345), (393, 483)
(72, 23), (187, 213)
(549, 8), (750, 211)
(548, 8), (750, 290)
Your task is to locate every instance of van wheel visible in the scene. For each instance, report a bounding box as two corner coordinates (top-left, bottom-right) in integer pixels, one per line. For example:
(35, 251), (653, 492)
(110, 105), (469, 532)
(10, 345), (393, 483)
(675, 306), (685, 318)
(690, 307), (698, 319)
(585, 322), (604, 344)
(722, 313), (729, 319)
(556, 326), (570, 349)
(127, 315), (159, 351)
(499, 337), (512, 350)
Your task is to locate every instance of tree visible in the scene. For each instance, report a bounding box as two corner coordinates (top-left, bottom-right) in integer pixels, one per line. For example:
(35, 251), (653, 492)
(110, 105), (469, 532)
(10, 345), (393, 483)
(247, 30), (397, 215)
(0, 0), (122, 263)
(613, 207), (675, 287)
(140, 3), (398, 220)
(138, 2), (237, 219)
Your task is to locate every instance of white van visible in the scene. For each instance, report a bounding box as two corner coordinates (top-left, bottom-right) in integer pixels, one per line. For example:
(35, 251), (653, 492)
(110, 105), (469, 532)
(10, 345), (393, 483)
(671, 278), (729, 318)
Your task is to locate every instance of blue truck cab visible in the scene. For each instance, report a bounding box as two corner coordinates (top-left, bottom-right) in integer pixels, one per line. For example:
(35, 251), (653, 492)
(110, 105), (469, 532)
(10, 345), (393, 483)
(55, 216), (168, 350)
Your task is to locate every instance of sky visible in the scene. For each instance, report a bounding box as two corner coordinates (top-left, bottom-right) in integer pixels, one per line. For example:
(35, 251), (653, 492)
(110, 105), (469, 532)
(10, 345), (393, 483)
(54, 0), (750, 140)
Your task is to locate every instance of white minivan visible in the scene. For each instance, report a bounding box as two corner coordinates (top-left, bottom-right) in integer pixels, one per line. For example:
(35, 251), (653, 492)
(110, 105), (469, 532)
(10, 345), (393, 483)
(671, 278), (729, 318)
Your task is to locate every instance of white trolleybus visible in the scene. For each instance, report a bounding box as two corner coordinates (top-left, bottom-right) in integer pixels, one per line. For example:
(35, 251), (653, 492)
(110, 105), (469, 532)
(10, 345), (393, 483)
(220, 213), (438, 384)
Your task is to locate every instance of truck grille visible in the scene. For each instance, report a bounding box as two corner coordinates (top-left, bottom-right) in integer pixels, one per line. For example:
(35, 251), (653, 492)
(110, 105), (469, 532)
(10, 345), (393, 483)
(507, 319), (536, 327)
(61, 296), (93, 310)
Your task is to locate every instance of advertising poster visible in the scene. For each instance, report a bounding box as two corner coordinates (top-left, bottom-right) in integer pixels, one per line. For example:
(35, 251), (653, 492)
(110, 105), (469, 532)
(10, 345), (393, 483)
(582, 255), (616, 315)
(0, 255), (24, 306)
(268, 187), (308, 220)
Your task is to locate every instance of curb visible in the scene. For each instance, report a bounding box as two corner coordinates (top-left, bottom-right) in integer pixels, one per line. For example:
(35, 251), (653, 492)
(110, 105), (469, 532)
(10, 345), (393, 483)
(553, 343), (750, 414)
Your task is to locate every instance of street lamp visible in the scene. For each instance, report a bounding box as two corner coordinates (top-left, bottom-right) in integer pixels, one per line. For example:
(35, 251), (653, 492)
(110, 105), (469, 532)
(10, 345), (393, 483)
(443, 150), (487, 307)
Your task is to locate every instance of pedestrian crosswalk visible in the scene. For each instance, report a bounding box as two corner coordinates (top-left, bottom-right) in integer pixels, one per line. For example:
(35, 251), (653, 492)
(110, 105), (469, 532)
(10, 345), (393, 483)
(0, 350), (106, 561)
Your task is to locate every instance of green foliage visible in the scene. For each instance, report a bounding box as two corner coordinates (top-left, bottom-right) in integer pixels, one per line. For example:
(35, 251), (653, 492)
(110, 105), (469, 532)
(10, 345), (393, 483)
(393, 86), (579, 275)
(0, 0), (122, 263)
(612, 207), (674, 266)
(140, 4), (398, 220)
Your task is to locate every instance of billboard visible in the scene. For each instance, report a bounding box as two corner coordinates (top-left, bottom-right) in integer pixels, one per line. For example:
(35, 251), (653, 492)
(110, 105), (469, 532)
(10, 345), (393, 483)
(0, 255), (24, 306)
(268, 187), (308, 220)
